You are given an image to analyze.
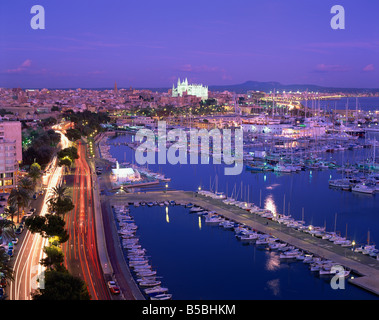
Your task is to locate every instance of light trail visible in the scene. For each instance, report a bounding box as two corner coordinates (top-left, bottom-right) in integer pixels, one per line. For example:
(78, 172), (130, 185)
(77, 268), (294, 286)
(9, 131), (69, 300)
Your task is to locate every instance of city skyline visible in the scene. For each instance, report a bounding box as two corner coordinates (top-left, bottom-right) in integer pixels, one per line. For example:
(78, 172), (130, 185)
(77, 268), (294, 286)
(0, 1), (378, 89)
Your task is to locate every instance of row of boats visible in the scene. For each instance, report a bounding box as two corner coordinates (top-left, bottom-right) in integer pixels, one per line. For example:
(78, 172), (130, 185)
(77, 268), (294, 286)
(186, 202), (352, 278)
(329, 174), (379, 194)
(113, 205), (172, 300)
(197, 189), (379, 259)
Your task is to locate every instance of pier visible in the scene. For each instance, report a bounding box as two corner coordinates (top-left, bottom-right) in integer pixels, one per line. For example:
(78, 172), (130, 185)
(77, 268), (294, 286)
(107, 190), (379, 297)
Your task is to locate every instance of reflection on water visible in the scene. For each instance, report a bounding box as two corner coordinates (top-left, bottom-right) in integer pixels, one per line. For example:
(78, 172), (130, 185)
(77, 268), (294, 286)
(265, 252), (280, 271)
(266, 278), (280, 296)
(198, 216), (202, 230)
(264, 194), (277, 215)
(166, 206), (170, 223)
(266, 183), (280, 190)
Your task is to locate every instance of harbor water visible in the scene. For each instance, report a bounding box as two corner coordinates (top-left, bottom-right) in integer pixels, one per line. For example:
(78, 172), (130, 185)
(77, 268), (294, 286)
(107, 131), (379, 299)
(127, 204), (376, 300)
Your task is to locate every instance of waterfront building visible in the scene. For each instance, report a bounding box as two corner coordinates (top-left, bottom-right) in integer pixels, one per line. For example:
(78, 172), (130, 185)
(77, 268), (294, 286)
(242, 117), (328, 138)
(0, 121), (22, 193)
(172, 78), (208, 100)
(111, 161), (141, 184)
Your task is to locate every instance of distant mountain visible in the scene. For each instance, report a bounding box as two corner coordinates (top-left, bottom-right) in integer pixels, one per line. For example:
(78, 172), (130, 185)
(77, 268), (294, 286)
(208, 81), (379, 94)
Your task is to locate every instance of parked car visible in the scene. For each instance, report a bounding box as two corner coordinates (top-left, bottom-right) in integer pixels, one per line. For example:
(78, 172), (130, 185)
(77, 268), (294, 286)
(0, 276), (7, 288)
(24, 212), (33, 218)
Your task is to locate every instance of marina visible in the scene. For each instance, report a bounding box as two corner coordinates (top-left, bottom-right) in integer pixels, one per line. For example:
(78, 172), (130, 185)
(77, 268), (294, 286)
(98, 100), (379, 300)
(107, 191), (378, 299)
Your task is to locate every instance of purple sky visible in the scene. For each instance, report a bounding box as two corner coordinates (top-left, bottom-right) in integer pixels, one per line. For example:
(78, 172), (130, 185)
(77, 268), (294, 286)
(0, 0), (378, 89)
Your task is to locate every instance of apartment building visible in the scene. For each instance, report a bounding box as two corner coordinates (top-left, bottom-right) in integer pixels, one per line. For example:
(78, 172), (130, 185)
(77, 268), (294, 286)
(0, 121), (22, 193)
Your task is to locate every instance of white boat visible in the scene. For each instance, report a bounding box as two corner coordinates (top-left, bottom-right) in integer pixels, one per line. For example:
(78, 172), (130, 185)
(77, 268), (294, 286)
(255, 238), (269, 246)
(136, 270), (157, 277)
(145, 286), (168, 295)
(273, 164), (292, 173)
(279, 250), (299, 259)
(238, 233), (259, 242)
(204, 215), (224, 225)
(219, 220), (235, 229)
(139, 280), (162, 287)
(268, 242), (287, 250)
(150, 293), (172, 300)
(352, 184), (375, 194)
(302, 255), (314, 263)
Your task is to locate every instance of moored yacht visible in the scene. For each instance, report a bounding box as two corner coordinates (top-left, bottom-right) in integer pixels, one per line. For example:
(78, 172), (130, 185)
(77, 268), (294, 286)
(352, 184), (375, 194)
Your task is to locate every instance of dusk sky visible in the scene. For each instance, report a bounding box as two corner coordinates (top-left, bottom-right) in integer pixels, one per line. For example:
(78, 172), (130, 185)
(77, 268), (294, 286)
(0, 0), (378, 89)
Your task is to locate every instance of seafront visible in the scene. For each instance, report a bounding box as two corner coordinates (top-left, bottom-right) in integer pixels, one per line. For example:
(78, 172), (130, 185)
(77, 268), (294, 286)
(105, 190), (379, 297)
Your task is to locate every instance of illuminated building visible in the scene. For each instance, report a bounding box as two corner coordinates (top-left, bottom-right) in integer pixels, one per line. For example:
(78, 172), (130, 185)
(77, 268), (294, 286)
(172, 78), (208, 100)
(0, 121), (22, 193)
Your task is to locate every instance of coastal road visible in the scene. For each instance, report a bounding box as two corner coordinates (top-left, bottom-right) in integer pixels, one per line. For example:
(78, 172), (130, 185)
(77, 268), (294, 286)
(8, 158), (63, 300)
(63, 141), (110, 300)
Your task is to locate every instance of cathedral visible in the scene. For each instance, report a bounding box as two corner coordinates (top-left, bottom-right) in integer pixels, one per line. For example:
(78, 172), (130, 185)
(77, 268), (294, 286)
(172, 78), (208, 100)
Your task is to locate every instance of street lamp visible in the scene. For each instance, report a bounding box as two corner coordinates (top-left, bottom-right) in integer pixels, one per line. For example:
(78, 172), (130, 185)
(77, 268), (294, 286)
(165, 183), (168, 193)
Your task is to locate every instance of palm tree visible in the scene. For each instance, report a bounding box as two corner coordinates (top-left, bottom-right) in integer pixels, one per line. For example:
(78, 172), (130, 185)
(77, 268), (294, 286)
(47, 185), (74, 217)
(0, 218), (15, 244)
(0, 248), (13, 281)
(18, 176), (34, 194)
(4, 206), (17, 223)
(28, 163), (42, 191)
(49, 185), (68, 203)
(8, 187), (31, 223)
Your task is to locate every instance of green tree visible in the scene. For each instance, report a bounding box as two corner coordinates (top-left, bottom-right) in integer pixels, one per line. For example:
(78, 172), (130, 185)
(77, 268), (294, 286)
(18, 176), (34, 193)
(28, 163), (42, 191)
(8, 187), (31, 223)
(57, 147), (79, 163)
(32, 268), (90, 300)
(40, 246), (65, 271)
(48, 197), (74, 218)
(0, 218), (15, 244)
(58, 158), (72, 174)
(47, 185), (74, 217)
(65, 129), (82, 142)
(4, 206), (17, 223)
(25, 215), (69, 244)
(0, 248), (13, 282)
(24, 216), (47, 234)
